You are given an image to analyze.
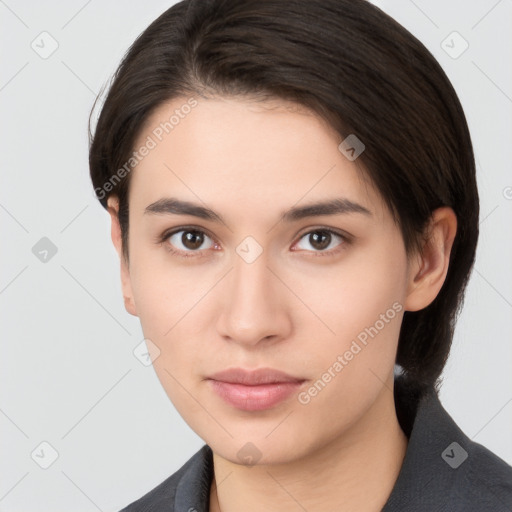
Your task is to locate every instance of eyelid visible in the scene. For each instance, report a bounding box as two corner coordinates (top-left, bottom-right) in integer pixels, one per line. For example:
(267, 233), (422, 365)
(157, 224), (215, 240)
(295, 225), (353, 243)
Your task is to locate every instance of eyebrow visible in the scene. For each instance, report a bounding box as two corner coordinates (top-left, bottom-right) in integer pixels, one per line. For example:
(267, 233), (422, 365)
(144, 197), (372, 223)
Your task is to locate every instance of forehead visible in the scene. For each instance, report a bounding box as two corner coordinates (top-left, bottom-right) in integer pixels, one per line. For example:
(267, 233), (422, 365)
(128, 95), (386, 222)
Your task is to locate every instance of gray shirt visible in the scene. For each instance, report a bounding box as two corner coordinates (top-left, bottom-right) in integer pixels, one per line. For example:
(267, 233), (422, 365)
(120, 381), (512, 511)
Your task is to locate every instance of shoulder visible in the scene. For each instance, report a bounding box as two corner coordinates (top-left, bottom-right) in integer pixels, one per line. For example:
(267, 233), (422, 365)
(385, 382), (512, 511)
(118, 444), (211, 512)
(420, 391), (512, 511)
(459, 438), (512, 511)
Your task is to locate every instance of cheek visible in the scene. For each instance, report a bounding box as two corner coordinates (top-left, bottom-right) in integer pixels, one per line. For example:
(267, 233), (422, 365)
(128, 260), (207, 411)
(294, 241), (408, 387)
(337, 257), (405, 332)
(298, 242), (407, 339)
(294, 253), (407, 432)
(128, 251), (217, 370)
(129, 245), (204, 328)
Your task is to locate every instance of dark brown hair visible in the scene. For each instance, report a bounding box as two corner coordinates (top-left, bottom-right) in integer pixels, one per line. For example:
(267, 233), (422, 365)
(89, 0), (479, 403)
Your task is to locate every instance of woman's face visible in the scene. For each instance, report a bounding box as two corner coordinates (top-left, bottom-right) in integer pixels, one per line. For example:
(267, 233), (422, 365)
(113, 95), (416, 464)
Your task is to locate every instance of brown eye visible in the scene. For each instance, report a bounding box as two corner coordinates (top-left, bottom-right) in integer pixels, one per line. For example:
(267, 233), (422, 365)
(308, 231), (331, 251)
(164, 229), (215, 253)
(293, 229), (347, 255)
(181, 230), (205, 250)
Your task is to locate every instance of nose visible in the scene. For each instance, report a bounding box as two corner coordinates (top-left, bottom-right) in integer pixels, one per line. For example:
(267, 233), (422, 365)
(215, 248), (292, 347)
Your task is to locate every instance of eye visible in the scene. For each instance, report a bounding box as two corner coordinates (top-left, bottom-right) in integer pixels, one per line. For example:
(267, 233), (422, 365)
(292, 228), (349, 256)
(158, 226), (350, 259)
(159, 228), (217, 258)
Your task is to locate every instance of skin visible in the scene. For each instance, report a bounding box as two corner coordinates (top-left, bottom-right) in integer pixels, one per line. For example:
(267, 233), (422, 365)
(107, 95), (457, 512)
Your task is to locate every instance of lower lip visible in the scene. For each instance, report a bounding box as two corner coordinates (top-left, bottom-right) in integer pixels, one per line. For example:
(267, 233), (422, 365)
(208, 380), (304, 411)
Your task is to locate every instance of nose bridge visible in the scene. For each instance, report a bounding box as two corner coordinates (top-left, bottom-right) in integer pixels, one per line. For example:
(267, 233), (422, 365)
(228, 231), (271, 296)
(231, 245), (275, 315)
(217, 241), (289, 344)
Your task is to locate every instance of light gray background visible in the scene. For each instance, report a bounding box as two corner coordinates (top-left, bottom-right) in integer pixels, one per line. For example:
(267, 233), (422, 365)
(1, 0), (511, 510)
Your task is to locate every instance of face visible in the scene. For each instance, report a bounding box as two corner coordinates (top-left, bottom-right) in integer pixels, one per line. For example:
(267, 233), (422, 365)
(112, 95), (417, 465)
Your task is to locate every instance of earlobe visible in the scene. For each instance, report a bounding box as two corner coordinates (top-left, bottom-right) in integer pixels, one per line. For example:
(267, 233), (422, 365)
(404, 207), (457, 312)
(106, 196), (138, 317)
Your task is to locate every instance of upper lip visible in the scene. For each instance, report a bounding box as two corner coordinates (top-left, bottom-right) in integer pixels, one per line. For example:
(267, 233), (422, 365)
(208, 367), (305, 385)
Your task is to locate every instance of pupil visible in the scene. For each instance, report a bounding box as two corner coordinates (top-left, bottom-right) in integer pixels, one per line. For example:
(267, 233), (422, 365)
(183, 231), (203, 250)
(311, 231), (330, 250)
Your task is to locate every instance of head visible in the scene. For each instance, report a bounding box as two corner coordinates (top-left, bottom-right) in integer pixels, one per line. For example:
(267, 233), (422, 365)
(89, 0), (478, 463)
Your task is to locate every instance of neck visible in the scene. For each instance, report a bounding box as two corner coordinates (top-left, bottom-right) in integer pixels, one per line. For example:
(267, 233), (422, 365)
(209, 382), (408, 512)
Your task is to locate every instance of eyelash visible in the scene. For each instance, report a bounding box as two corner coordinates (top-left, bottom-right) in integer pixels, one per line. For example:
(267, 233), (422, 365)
(156, 225), (352, 259)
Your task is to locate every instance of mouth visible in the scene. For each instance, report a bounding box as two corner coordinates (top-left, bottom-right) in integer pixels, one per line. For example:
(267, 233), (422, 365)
(208, 367), (305, 385)
(206, 367), (306, 411)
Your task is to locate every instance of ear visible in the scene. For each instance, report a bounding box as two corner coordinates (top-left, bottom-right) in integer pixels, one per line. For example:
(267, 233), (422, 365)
(404, 207), (457, 312)
(106, 196), (138, 317)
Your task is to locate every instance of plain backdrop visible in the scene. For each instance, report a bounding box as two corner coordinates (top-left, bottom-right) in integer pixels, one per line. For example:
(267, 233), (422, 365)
(1, 0), (511, 510)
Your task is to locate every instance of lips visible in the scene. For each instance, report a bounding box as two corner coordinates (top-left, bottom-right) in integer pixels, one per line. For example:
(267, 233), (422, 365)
(206, 367), (306, 411)
(207, 367), (305, 385)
